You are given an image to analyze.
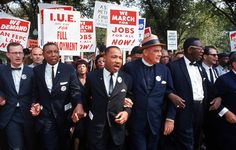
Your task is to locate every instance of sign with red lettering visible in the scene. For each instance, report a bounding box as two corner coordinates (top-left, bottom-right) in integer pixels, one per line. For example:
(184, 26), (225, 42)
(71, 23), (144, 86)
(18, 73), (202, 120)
(230, 31), (236, 52)
(43, 9), (80, 56)
(106, 6), (139, 51)
(0, 12), (30, 52)
(28, 39), (38, 49)
(38, 3), (73, 47)
(80, 19), (96, 52)
(144, 27), (152, 39)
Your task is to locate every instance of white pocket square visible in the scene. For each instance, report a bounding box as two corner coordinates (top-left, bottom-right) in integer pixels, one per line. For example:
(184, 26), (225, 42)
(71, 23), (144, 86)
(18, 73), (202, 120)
(121, 89), (126, 92)
(60, 82), (68, 85)
(161, 80), (167, 84)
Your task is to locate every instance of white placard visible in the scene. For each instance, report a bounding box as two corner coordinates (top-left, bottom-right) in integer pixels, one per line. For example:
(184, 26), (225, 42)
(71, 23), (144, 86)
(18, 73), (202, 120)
(43, 9), (80, 56)
(0, 12), (30, 52)
(167, 30), (177, 50)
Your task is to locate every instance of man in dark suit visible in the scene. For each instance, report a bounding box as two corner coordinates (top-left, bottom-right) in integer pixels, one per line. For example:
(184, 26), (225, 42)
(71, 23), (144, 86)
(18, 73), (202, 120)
(31, 42), (85, 150)
(84, 46), (133, 150)
(0, 42), (35, 150)
(167, 37), (209, 150)
(122, 34), (183, 150)
(213, 51), (236, 150)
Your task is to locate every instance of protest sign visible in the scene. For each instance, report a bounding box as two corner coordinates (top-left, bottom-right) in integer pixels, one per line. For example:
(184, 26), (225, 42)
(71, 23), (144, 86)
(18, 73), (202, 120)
(106, 6), (139, 51)
(143, 27), (151, 39)
(38, 3), (73, 47)
(93, 1), (110, 28)
(0, 12), (30, 52)
(230, 31), (236, 51)
(42, 9), (80, 56)
(28, 39), (38, 49)
(167, 30), (177, 50)
(138, 18), (146, 44)
(80, 19), (96, 52)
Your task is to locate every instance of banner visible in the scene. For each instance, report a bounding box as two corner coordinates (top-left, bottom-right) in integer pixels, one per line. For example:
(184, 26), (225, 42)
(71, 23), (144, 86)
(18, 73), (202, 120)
(106, 6), (139, 51)
(0, 12), (30, 52)
(230, 31), (236, 51)
(43, 9), (80, 56)
(80, 19), (96, 52)
(138, 18), (146, 44)
(167, 30), (177, 50)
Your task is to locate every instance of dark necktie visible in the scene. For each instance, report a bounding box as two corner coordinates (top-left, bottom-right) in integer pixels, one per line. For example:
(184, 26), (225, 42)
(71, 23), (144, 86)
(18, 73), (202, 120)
(209, 68), (214, 84)
(52, 66), (54, 84)
(109, 73), (113, 96)
(189, 62), (197, 66)
(11, 67), (21, 70)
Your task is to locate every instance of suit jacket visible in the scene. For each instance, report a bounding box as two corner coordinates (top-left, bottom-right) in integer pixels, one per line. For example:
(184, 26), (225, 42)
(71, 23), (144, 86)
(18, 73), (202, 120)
(167, 57), (208, 131)
(0, 64), (34, 129)
(33, 62), (81, 130)
(122, 59), (175, 135)
(214, 70), (236, 148)
(84, 69), (132, 146)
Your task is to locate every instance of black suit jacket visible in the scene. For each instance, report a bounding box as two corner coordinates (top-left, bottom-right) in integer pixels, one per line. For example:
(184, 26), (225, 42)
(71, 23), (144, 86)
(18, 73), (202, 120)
(33, 62), (82, 130)
(0, 64), (34, 129)
(84, 69), (132, 146)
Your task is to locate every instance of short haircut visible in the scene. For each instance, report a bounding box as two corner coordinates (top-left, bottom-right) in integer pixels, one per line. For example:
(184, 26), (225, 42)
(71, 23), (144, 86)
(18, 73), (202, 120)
(204, 46), (217, 55)
(6, 42), (23, 52)
(104, 46), (120, 54)
(183, 37), (200, 52)
(43, 42), (58, 51)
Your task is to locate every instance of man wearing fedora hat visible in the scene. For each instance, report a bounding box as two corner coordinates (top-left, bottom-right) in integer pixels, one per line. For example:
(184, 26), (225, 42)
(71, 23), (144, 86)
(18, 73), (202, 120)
(122, 34), (184, 150)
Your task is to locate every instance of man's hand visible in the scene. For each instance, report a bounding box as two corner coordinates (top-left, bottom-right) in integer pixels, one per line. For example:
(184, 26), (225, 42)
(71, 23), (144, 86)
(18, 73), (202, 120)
(30, 103), (41, 116)
(71, 104), (86, 123)
(209, 97), (222, 111)
(168, 93), (185, 109)
(163, 119), (174, 135)
(123, 98), (133, 108)
(115, 111), (128, 125)
(224, 111), (236, 124)
(0, 97), (6, 106)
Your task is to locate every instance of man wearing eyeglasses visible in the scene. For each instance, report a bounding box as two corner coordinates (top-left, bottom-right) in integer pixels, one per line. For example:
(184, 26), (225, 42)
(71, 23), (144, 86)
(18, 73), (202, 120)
(0, 42), (35, 150)
(165, 38), (208, 150)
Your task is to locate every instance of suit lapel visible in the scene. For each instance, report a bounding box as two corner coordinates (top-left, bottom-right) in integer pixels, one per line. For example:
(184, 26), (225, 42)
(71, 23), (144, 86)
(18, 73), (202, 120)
(19, 65), (26, 93)
(6, 65), (17, 94)
(97, 69), (108, 97)
(110, 71), (123, 98)
(52, 62), (62, 89)
(179, 58), (192, 89)
(137, 60), (148, 94)
(38, 63), (51, 94)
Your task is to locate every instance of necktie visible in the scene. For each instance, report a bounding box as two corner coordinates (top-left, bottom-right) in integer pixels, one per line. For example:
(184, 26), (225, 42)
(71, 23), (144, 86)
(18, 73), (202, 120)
(11, 67), (21, 70)
(52, 66), (54, 84)
(189, 62), (197, 66)
(209, 68), (214, 84)
(109, 73), (113, 96)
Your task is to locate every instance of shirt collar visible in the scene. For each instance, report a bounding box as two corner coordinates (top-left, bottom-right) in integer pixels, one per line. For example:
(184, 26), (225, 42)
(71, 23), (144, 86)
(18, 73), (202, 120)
(11, 64), (23, 70)
(46, 62), (59, 69)
(103, 68), (118, 78)
(184, 56), (195, 66)
(232, 69), (236, 75)
(142, 58), (153, 67)
(202, 62), (212, 70)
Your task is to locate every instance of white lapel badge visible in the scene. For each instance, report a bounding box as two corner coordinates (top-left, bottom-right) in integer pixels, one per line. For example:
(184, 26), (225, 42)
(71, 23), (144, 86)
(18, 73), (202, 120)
(161, 80), (167, 84)
(61, 86), (67, 91)
(21, 74), (27, 80)
(117, 76), (122, 83)
(121, 89), (126, 92)
(156, 76), (161, 82)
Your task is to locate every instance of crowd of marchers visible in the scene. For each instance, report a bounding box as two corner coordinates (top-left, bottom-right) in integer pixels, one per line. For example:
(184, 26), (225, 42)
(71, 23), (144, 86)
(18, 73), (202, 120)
(0, 35), (236, 150)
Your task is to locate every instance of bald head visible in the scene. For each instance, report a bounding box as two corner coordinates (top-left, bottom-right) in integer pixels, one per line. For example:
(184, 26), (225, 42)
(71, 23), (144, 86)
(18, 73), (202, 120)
(30, 47), (44, 65)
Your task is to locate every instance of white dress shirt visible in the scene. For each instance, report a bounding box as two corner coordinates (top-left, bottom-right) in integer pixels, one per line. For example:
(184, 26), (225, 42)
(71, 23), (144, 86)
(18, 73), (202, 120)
(184, 56), (204, 101)
(202, 62), (217, 83)
(45, 62), (59, 93)
(11, 64), (23, 94)
(103, 68), (118, 96)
